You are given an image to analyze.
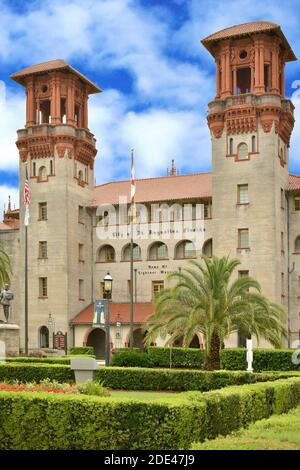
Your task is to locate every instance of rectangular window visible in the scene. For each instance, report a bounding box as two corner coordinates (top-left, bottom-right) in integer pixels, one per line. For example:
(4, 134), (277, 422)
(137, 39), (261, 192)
(152, 281), (164, 298)
(39, 277), (48, 298)
(238, 184), (249, 204)
(281, 232), (284, 253)
(79, 279), (85, 300)
(298, 277), (300, 297)
(32, 162), (36, 177)
(127, 280), (131, 296)
(281, 189), (284, 209)
(78, 206), (84, 224)
(79, 243), (84, 262)
(204, 201), (212, 219)
(39, 241), (47, 259)
(39, 202), (47, 221)
(238, 229), (249, 249)
(238, 270), (249, 278)
(281, 272), (285, 297)
(294, 197), (300, 212)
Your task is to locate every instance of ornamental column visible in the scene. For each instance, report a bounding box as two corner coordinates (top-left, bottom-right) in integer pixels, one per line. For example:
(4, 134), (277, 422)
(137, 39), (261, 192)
(216, 59), (220, 98)
(66, 78), (75, 126)
(26, 78), (35, 127)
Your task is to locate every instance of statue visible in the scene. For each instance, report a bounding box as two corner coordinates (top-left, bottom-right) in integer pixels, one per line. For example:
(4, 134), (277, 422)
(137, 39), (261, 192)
(0, 284), (14, 323)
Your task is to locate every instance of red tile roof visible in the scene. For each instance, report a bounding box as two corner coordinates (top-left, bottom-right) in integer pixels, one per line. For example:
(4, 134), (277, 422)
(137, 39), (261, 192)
(202, 21), (296, 61)
(11, 59), (101, 94)
(288, 174), (300, 191)
(71, 302), (154, 325)
(91, 172), (212, 206)
(0, 220), (20, 230)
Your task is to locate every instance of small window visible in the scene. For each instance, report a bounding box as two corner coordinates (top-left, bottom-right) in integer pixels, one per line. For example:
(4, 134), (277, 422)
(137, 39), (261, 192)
(298, 277), (300, 297)
(239, 270), (249, 278)
(294, 197), (300, 212)
(238, 229), (249, 249)
(78, 206), (85, 224)
(149, 242), (168, 261)
(78, 170), (83, 182)
(39, 241), (47, 259)
(281, 272), (285, 297)
(39, 326), (49, 348)
(237, 143), (248, 160)
(152, 281), (164, 298)
(281, 189), (284, 209)
(97, 245), (115, 262)
(295, 236), (300, 253)
(229, 138), (234, 155)
(238, 184), (249, 204)
(175, 240), (196, 259)
(79, 243), (84, 262)
(127, 280), (132, 296)
(281, 232), (284, 253)
(39, 202), (47, 221)
(39, 277), (48, 298)
(38, 166), (47, 182)
(32, 162), (36, 177)
(100, 281), (105, 299)
(202, 239), (213, 257)
(204, 200), (212, 219)
(79, 279), (85, 300)
(251, 136), (256, 153)
(50, 160), (53, 175)
(122, 243), (141, 261)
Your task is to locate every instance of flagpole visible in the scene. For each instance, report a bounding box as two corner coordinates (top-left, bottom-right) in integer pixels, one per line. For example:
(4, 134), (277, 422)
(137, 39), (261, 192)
(24, 162), (29, 355)
(130, 148), (134, 350)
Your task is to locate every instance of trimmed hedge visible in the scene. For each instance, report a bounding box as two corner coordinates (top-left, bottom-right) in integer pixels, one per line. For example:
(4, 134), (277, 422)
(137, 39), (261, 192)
(110, 351), (152, 368)
(0, 355), (95, 365)
(148, 346), (300, 371)
(68, 346), (94, 355)
(0, 377), (300, 449)
(0, 363), (74, 384)
(96, 367), (300, 391)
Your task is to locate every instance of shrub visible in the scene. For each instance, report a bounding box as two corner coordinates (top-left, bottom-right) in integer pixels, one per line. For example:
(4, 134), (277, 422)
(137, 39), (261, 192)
(0, 356), (94, 365)
(96, 367), (299, 391)
(110, 351), (152, 368)
(0, 378), (300, 449)
(0, 363), (74, 384)
(76, 380), (111, 397)
(221, 348), (300, 371)
(113, 348), (141, 354)
(148, 346), (205, 369)
(68, 346), (94, 355)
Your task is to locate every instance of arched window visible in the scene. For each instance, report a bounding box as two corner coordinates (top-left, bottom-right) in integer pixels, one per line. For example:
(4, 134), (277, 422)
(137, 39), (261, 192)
(295, 236), (300, 253)
(50, 160), (53, 175)
(39, 166), (47, 182)
(229, 138), (233, 155)
(78, 170), (83, 182)
(252, 136), (256, 153)
(175, 240), (196, 259)
(148, 242), (168, 260)
(97, 245), (116, 262)
(122, 243), (141, 261)
(39, 326), (49, 348)
(202, 238), (213, 258)
(237, 143), (248, 160)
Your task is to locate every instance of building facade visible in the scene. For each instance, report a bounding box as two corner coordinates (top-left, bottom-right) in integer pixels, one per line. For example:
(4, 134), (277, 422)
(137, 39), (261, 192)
(1, 21), (300, 356)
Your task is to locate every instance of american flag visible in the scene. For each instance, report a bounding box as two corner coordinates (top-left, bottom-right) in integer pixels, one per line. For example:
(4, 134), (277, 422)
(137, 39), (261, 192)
(130, 148), (136, 223)
(23, 165), (30, 226)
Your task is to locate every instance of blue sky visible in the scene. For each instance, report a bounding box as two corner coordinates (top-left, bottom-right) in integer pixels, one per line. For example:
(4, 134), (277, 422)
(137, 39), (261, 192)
(0, 0), (300, 213)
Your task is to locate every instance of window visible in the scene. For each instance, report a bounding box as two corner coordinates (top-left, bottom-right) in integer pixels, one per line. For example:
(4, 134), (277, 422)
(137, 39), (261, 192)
(39, 326), (49, 348)
(281, 189), (284, 209)
(264, 64), (270, 92)
(127, 280), (132, 296)
(281, 272), (285, 297)
(281, 232), (284, 253)
(298, 277), (300, 297)
(39, 277), (48, 298)
(40, 100), (50, 124)
(122, 243), (141, 261)
(32, 162), (36, 177)
(100, 281), (105, 299)
(202, 239), (213, 257)
(175, 240), (196, 259)
(79, 244), (84, 262)
(152, 281), (164, 298)
(238, 184), (249, 204)
(39, 241), (47, 259)
(236, 67), (251, 94)
(50, 160), (53, 175)
(204, 200), (212, 219)
(238, 270), (249, 278)
(149, 242), (168, 260)
(79, 279), (85, 300)
(229, 138), (233, 155)
(251, 136), (256, 153)
(237, 143), (248, 160)
(78, 206), (84, 224)
(295, 236), (300, 253)
(39, 202), (47, 221)
(78, 170), (83, 182)
(294, 197), (300, 212)
(38, 166), (47, 182)
(238, 229), (249, 249)
(61, 98), (66, 123)
(97, 245), (115, 262)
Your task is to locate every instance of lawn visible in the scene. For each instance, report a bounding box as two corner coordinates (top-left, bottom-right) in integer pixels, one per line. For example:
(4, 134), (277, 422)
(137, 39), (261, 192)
(110, 390), (182, 401)
(192, 405), (300, 450)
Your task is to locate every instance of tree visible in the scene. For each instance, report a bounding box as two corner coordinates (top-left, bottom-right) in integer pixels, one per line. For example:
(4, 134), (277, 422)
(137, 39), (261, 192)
(0, 244), (12, 288)
(145, 256), (287, 370)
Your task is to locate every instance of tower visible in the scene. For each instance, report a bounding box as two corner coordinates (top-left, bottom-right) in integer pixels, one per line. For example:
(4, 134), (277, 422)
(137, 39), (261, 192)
(11, 60), (101, 350)
(202, 22), (296, 346)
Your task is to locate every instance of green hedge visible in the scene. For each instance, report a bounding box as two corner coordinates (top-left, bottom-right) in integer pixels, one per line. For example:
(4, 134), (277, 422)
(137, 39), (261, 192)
(148, 346), (205, 368)
(1, 355), (95, 365)
(221, 348), (300, 371)
(1, 377), (300, 449)
(110, 352), (152, 368)
(0, 363), (74, 383)
(68, 346), (94, 355)
(97, 367), (299, 391)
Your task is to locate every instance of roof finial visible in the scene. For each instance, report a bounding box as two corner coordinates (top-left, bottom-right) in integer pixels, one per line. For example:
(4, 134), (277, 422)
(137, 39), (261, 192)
(8, 195), (11, 212)
(170, 159), (176, 176)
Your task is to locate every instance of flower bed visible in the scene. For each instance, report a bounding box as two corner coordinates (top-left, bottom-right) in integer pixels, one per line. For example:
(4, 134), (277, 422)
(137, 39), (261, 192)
(0, 383), (79, 394)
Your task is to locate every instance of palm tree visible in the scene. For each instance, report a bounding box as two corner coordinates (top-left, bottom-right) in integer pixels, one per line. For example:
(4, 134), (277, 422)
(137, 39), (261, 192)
(145, 256), (287, 370)
(0, 244), (12, 288)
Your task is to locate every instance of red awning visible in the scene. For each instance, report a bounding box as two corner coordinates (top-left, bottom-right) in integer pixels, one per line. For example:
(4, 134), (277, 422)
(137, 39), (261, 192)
(71, 302), (154, 325)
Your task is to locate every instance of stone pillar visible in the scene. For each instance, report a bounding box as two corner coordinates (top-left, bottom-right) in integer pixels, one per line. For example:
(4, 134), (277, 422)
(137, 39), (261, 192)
(216, 60), (220, 98)
(67, 79), (75, 125)
(0, 324), (20, 356)
(233, 66), (237, 95)
(281, 61), (285, 97)
(259, 44), (264, 91)
(83, 94), (88, 129)
(221, 53), (226, 97)
(254, 44), (260, 91)
(26, 78), (35, 127)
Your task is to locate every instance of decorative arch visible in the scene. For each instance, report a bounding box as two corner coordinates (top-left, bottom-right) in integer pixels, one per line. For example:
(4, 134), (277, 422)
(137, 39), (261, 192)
(122, 243), (141, 261)
(97, 244), (116, 262)
(175, 240), (196, 259)
(148, 241), (168, 261)
(202, 238), (213, 258)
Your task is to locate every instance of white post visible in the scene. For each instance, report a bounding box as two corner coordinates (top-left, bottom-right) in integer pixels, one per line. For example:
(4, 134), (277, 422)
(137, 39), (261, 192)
(246, 338), (253, 372)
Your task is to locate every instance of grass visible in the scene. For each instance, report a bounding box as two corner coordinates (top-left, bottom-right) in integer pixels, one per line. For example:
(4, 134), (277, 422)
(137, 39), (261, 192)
(110, 390), (182, 401)
(192, 405), (300, 450)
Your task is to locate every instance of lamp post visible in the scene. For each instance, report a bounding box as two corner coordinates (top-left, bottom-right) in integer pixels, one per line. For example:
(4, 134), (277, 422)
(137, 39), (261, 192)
(47, 313), (55, 348)
(103, 273), (113, 366)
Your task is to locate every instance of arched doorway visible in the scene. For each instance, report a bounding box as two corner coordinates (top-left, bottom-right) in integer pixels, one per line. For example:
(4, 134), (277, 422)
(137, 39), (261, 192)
(39, 326), (49, 348)
(86, 328), (106, 359)
(173, 335), (201, 348)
